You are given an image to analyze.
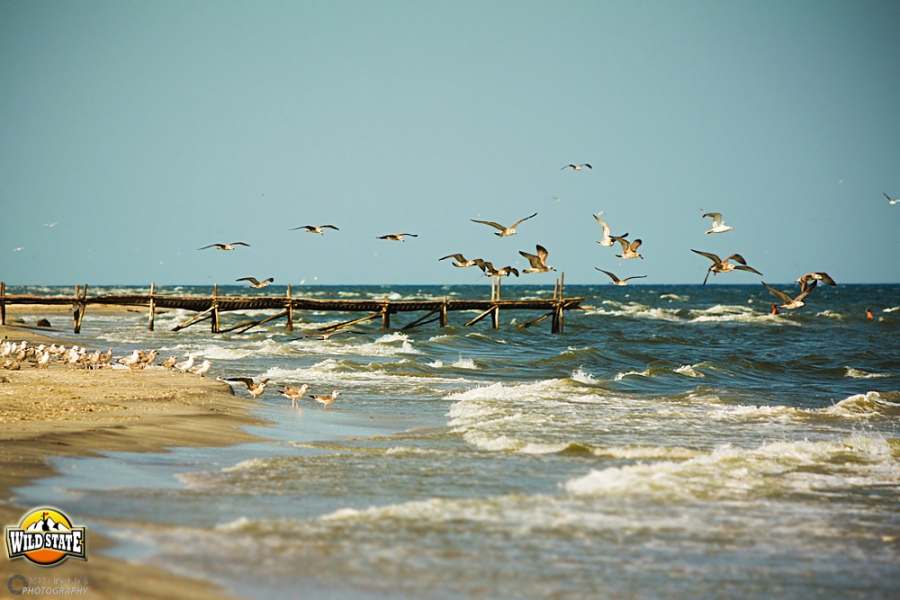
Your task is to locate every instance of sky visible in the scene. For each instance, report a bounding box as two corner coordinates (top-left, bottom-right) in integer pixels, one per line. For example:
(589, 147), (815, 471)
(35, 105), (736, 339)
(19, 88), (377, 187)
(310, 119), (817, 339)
(1, 1), (898, 287)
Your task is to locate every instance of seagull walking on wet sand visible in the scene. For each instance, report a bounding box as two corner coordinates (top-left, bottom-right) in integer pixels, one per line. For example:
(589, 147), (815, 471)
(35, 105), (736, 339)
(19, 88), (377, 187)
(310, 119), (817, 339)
(595, 268), (647, 286)
(236, 277), (274, 289)
(692, 250), (762, 285)
(281, 384), (310, 407)
(702, 212), (734, 234)
(471, 213), (537, 237)
(762, 280), (818, 310)
(226, 377), (270, 399)
(189, 359), (213, 377)
(885, 193), (900, 205)
(593, 213), (624, 247)
(439, 253), (481, 268)
(519, 245), (556, 274)
(561, 164), (592, 170)
(311, 390), (340, 410)
(611, 235), (643, 259)
(198, 242), (250, 251)
(377, 233), (418, 241)
(290, 225), (340, 233)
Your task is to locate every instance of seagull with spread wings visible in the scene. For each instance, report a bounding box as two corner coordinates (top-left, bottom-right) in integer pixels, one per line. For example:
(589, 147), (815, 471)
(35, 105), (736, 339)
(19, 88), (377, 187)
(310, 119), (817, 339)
(593, 213), (624, 247)
(519, 245), (556, 274)
(611, 235), (643, 259)
(692, 250), (762, 285)
(762, 281), (818, 310)
(471, 213), (537, 237)
(561, 164), (592, 170)
(702, 212), (734, 234)
(439, 253), (481, 268)
(377, 233), (418, 241)
(595, 268), (647, 286)
(198, 242), (250, 251)
(236, 277), (274, 289)
(290, 225), (340, 233)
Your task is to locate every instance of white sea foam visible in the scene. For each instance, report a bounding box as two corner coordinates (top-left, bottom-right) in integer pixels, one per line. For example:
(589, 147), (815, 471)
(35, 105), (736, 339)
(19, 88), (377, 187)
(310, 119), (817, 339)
(816, 310), (843, 320)
(674, 364), (705, 377)
(452, 356), (478, 369)
(660, 294), (689, 301)
(883, 307), (900, 313)
(844, 367), (892, 379)
(614, 369), (650, 381)
(571, 367), (595, 384)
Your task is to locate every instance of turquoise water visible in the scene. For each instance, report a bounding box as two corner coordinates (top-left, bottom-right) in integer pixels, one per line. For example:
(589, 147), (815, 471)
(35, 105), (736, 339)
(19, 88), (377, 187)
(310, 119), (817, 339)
(11, 284), (900, 599)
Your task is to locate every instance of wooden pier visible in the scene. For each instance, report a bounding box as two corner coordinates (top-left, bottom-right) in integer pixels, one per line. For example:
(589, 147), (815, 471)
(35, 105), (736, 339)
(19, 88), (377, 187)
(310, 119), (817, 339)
(0, 281), (584, 335)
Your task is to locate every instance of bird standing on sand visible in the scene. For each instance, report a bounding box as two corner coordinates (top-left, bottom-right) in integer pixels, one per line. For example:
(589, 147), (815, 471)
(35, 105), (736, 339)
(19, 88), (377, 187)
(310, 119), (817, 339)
(175, 355), (196, 373)
(691, 250), (762, 285)
(471, 213), (537, 237)
(595, 268), (647, 286)
(702, 212), (734, 234)
(281, 384), (310, 407)
(561, 164), (592, 170)
(519, 245), (556, 274)
(611, 235), (644, 260)
(189, 359), (213, 377)
(311, 390), (340, 410)
(161, 356), (178, 370)
(377, 233), (418, 241)
(226, 377), (270, 398)
(762, 280), (818, 310)
(198, 242), (250, 251)
(236, 277), (274, 289)
(117, 350), (141, 369)
(439, 253), (480, 268)
(290, 225), (340, 233)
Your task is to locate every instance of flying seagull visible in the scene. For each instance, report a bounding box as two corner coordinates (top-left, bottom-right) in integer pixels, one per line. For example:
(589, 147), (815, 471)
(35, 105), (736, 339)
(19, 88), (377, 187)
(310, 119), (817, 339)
(519, 244), (556, 274)
(474, 260), (519, 278)
(796, 272), (836, 292)
(561, 164), (592, 170)
(44, 222), (58, 227)
(702, 212), (734, 234)
(236, 277), (274, 289)
(290, 225), (340, 233)
(595, 268), (647, 286)
(692, 249), (762, 285)
(439, 253), (481, 268)
(762, 280), (818, 310)
(471, 213), (537, 237)
(377, 233), (418, 241)
(884, 193), (899, 205)
(593, 213), (625, 247)
(611, 235), (643, 259)
(198, 242), (250, 251)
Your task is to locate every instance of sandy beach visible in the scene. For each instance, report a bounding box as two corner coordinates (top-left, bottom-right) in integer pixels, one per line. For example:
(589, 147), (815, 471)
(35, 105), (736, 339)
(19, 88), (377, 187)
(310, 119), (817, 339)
(0, 322), (268, 599)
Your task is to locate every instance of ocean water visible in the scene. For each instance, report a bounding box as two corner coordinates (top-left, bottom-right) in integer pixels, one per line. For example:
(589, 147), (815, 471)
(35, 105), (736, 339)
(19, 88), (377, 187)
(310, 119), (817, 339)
(10, 283), (900, 599)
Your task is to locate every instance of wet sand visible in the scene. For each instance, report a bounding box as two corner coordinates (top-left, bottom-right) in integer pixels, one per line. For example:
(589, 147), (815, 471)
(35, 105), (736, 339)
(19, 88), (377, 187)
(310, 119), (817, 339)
(0, 323), (268, 599)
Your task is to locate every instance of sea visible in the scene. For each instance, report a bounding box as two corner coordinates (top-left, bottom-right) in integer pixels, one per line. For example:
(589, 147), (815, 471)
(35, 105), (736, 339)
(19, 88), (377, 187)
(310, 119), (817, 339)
(8, 283), (900, 599)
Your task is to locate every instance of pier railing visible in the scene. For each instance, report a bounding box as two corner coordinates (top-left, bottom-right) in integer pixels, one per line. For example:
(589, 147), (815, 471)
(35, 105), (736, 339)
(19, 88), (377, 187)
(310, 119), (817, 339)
(0, 280), (583, 335)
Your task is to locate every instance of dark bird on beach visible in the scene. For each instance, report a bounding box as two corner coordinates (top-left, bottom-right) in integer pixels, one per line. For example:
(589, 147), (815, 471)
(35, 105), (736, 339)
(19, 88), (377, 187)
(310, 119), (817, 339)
(471, 213), (537, 237)
(762, 280), (817, 310)
(692, 250), (761, 285)
(290, 225), (340, 234)
(377, 233), (418, 241)
(595, 268), (647, 286)
(236, 277), (274, 289)
(225, 377), (270, 398)
(198, 242), (250, 251)
(561, 164), (592, 170)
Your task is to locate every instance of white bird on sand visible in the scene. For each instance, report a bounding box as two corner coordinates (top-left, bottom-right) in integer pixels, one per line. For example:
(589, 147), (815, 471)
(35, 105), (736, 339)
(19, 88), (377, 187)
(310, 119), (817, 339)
(290, 225), (340, 233)
(311, 390), (340, 410)
(611, 235), (643, 259)
(226, 377), (270, 399)
(439, 253), (481, 268)
(519, 245), (556, 274)
(471, 213), (537, 237)
(174, 355), (196, 373)
(762, 280), (818, 310)
(884, 193), (899, 205)
(236, 277), (274, 289)
(691, 250), (762, 285)
(595, 268), (647, 286)
(281, 383), (310, 407)
(117, 350), (141, 369)
(377, 233), (418, 241)
(189, 359), (213, 377)
(198, 242), (250, 251)
(593, 213), (625, 247)
(561, 164), (592, 170)
(702, 212), (734, 234)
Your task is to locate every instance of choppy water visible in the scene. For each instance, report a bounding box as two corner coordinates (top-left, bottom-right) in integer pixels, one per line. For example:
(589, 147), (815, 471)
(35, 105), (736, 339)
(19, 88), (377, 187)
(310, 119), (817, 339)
(10, 283), (900, 599)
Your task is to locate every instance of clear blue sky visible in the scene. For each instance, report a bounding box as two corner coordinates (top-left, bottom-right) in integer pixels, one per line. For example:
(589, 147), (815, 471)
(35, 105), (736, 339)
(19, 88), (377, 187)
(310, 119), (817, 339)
(1, 1), (898, 286)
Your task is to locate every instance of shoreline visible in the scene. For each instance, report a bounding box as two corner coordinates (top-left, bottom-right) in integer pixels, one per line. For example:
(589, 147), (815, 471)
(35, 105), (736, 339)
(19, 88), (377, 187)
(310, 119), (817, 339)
(1, 324), (269, 599)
